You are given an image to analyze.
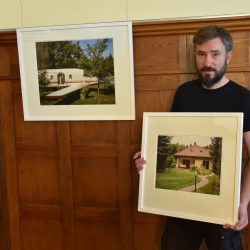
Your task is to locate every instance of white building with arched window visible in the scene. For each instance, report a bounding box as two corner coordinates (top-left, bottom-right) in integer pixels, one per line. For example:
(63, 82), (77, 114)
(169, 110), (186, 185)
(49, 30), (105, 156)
(45, 68), (85, 85)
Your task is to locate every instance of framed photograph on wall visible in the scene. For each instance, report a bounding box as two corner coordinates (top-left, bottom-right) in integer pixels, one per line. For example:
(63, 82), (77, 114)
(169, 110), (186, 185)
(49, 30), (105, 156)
(16, 22), (135, 120)
(138, 112), (243, 225)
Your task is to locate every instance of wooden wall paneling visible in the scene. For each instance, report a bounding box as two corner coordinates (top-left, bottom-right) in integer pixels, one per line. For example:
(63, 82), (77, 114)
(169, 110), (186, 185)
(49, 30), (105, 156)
(132, 16), (250, 37)
(0, 157), (4, 250)
(12, 70), (64, 250)
(116, 121), (133, 250)
(70, 121), (132, 250)
(133, 35), (181, 75)
(132, 31), (183, 250)
(20, 217), (64, 250)
(74, 220), (119, 250)
(230, 32), (250, 69)
(16, 145), (64, 250)
(1, 16), (250, 250)
(0, 32), (21, 250)
(0, 80), (21, 250)
(13, 96), (58, 144)
(186, 34), (195, 72)
(17, 153), (60, 204)
(248, 32), (250, 70)
(0, 81), (10, 250)
(72, 121), (120, 250)
(178, 35), (188, 70)
(227, 31), (250, 89)
(227, 72), (249, 89)
(70, 121), (117, 144)
(56, 122), (75, 250)
(0, 46), (11, 76)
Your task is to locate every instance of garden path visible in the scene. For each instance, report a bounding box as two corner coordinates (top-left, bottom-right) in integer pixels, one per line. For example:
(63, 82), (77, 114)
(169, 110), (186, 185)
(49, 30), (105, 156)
(180, 173), (214, 192)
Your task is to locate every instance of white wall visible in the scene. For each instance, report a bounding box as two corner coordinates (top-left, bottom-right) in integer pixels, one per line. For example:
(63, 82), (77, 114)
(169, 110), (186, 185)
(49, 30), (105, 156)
(0, 0), (22, 30)
(127, 0), (250, 21)
(1, 0), (250, 30)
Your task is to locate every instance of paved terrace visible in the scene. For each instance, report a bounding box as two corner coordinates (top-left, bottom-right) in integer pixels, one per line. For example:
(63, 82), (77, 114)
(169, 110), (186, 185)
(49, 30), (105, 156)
(46, 80), (97, 99)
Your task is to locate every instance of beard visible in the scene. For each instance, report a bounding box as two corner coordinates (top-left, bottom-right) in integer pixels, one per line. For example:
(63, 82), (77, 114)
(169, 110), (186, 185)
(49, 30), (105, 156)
(196, 60), (227, 88)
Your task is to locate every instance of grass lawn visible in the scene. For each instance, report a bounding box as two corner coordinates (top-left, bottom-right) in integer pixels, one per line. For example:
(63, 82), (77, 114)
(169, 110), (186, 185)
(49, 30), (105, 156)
(73, 83), (115, 105)
(156, 169), (201, 190)
(196, 174), (220, 195)
(39, 83), (115, 105)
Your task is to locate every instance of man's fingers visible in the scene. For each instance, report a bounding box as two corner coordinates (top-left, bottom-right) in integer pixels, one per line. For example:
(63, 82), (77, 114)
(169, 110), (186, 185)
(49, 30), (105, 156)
(133, 151), (141, 159)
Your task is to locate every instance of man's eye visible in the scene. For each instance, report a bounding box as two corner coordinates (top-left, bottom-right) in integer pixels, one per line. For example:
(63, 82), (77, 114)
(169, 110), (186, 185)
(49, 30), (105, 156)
(197, 52), (205, 56)
(212, 53), (220, 57)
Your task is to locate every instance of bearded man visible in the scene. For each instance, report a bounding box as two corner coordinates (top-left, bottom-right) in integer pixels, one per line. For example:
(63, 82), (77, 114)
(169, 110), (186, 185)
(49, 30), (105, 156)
(134, 25), (250, 250)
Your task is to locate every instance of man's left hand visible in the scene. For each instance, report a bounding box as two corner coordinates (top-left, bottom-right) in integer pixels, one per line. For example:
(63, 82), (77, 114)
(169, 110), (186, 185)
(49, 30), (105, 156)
(224, 203), (248, 231)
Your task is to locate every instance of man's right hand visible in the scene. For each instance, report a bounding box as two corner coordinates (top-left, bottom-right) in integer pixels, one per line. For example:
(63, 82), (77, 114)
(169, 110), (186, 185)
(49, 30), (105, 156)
(133, 152), (146, 174)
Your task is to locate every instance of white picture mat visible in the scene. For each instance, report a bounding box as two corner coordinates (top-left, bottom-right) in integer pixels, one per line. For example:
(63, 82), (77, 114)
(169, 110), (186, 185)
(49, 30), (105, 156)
(16, 22), (135, 120)
(138, 112), (243, 225)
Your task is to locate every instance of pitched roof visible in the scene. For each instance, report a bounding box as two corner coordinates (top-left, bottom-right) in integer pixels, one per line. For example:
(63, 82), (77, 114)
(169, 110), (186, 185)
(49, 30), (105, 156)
(174, 144), (211, 158)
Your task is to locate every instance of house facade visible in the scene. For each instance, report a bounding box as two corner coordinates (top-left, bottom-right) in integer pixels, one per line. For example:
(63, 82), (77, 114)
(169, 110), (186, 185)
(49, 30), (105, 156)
(174, 143), (212, 169)
(45, 68), (85, 84)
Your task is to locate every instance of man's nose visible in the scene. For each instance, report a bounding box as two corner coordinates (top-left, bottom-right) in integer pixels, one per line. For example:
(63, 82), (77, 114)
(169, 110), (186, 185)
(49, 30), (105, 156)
(204, 55), (213, 66)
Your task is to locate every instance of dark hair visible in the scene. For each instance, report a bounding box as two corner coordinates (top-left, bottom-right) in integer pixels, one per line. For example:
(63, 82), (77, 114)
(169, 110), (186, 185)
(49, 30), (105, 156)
(193, 25), (233, 52)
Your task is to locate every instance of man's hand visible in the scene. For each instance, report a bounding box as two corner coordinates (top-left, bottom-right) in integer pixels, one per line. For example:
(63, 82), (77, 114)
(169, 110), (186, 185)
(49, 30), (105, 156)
(224, 203), (248, 231)
(133, 152), (146, 174)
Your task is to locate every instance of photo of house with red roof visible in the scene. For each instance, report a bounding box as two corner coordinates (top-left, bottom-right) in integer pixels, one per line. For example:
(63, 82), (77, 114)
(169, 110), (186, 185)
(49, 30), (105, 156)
(155, 135), (222, 195)
(174, 142), (212, 170)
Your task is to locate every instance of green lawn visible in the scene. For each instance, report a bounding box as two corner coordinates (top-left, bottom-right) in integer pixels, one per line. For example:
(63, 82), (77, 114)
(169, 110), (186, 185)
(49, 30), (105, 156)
(73, 83), (115, 105)
(196, 174), (220, 195)
(155, 169), (201, 190)
(40, 83), (115, 105)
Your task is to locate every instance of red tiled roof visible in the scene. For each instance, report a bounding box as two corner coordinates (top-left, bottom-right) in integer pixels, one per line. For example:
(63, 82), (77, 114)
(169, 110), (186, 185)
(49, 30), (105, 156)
(174, 144), (211, 158)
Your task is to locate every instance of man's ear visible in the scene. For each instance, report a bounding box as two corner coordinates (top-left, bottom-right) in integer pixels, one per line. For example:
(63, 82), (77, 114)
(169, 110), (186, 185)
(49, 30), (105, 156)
(227, 51), (232, 64)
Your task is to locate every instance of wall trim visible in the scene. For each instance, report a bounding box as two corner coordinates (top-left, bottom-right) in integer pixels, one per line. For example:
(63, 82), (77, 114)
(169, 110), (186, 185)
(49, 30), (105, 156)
(133, 16), (250, 36)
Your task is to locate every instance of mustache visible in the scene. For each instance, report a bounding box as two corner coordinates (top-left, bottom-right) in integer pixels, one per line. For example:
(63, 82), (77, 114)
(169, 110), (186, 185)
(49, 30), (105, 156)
(200, 66), (217, 72)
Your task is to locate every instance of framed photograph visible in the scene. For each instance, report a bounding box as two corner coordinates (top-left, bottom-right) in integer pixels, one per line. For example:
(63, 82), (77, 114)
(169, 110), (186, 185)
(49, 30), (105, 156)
(138, 112), (243, 225)
(16, 22), (135, 120)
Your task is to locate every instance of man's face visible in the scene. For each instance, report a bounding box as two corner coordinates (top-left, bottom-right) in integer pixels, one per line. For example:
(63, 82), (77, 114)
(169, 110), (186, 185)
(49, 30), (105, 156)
(195, 37), (232, 88)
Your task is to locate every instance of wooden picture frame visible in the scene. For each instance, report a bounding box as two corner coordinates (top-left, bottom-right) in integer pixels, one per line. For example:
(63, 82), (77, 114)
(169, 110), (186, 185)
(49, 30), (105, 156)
(16, 22), (135, 120)
(138, 112), (243, 225)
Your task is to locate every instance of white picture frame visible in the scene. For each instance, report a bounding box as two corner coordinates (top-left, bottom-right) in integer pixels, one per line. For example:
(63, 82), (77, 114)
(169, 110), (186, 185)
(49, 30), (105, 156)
(138, 112), (243, 225)
(16, 22), (135, 120)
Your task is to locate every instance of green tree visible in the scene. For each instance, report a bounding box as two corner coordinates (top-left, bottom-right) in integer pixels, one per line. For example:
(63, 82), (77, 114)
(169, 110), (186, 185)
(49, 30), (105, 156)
(38, 69), (50, 90)
(166, 155), (176, 172)
(36, 41), (84, 69)
(104, 54), (114, 76)
(36, 42), (49, 70)
(210, 137), (222, 176)
(84, 39), (114, 93)
(156, 135), (173, 172)
(77, 53), (92, 76)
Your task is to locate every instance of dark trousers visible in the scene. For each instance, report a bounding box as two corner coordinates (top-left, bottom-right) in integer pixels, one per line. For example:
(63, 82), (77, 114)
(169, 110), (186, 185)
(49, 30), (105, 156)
(161, 217), (243, 250)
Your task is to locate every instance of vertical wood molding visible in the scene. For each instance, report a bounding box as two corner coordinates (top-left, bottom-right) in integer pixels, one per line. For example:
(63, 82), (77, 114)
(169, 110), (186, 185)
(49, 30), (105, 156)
(248, 32), (250, 68)
(117, 121), (133, 250)
(0, 80), (21, 250)
(56, 122), (75, 250)
(178, 35), (187, 70)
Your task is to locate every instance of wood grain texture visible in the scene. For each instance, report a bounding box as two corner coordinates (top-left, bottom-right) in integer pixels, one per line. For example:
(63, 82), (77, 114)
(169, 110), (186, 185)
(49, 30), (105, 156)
(0, 16), (250, 250)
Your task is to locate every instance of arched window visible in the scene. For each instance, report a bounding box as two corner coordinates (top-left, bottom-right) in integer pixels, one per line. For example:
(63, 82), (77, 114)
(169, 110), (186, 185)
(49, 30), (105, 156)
(57, 73), (65, 84)
(69, 74), (72, 79)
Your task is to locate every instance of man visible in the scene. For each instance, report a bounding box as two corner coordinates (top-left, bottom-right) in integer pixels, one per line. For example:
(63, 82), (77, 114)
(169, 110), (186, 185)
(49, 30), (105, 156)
(134, 25), (250, 249)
